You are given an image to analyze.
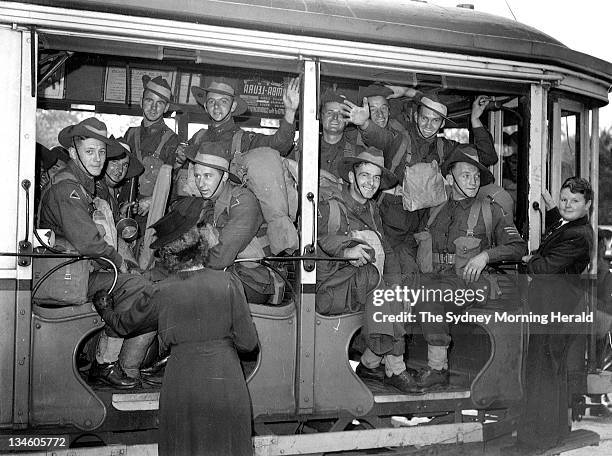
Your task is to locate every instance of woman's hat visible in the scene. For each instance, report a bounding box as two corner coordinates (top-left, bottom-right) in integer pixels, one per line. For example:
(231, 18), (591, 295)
(441, 144), (494, 186)
(414, 91), (456, 126)
(142, 75), (173, 103)
(150, 197), (204, 249)
(57, 118), (124, 158)
(190, 78), (248, 116)
(337, 146), (398, 191)
(184, 141), (241, 184)
(112, 137), (144, 180)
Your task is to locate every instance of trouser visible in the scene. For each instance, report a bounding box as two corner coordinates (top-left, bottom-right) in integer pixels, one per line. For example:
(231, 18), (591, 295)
(361, 348), (406, 377)
(517, 330), (575, 449)
(415, 271), (488, 370)
(379, 193), (426, 256)
(90, 270), (154, 377)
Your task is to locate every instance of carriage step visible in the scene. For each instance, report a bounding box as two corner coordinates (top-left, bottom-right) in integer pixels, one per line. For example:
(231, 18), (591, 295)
(112, 392), (159, 411)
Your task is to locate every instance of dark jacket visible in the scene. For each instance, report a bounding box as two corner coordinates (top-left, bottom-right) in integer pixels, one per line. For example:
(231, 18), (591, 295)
(526, 207), (593, 315)
(190, 117), (295, 156)
(39, 160), (123, 267)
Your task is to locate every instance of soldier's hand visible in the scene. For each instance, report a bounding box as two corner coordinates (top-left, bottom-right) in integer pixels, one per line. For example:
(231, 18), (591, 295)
(541, 189), (556, 210)
(522, 254), (533, 263)
(136, 197), (152, 216)
(463, 252), (489, 283)
(175, 142), (188, 167)
(341, 97), (370, 127)
(344, 244), (373, 267)
(471, 95), (490, 120)
(384, 85), (417, 99)
(283, 77), (301, 112)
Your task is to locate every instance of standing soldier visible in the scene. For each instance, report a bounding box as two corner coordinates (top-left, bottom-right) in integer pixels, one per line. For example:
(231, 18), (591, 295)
(342, 86), (498, 268)
(412, 144), (525, 390)
(187, 77), (300, 254)
(124, 75), (181, 223)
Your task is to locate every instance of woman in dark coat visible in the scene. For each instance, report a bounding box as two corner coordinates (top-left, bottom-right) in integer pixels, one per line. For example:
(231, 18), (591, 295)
(93, 198), (259, 456)
(507, 177), (593, 454)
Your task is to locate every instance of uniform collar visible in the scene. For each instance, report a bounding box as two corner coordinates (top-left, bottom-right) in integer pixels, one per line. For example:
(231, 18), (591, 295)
(67, 160), (96, 195)
(450, 196), (475, 210)
(210, 117), (237, 135)
(343, 186), (371, 216)
(212, 181), (233, 221)
(141, 118), (167, 132)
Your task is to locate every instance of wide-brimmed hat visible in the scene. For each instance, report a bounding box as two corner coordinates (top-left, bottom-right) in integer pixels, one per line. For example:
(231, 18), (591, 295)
(184, 141), (241, 184)
(142, 75), (173, 103)
(442, 144), (494, 187)
(358, 83), (394, 100)
(414, 91), (456, 126)
(50, 146), (70, 164)
(109, 137), (144, 180)
(320, 87), (355, 108)
(150, 197), (203, 249)
(338, 146), (398, 191)
(190, 79), (248, 116)
(36, 143), (58, 171)
(57, 118), (124, 158)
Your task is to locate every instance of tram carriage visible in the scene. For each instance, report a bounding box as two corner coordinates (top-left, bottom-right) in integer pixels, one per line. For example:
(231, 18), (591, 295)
(0, 1), (611, 454)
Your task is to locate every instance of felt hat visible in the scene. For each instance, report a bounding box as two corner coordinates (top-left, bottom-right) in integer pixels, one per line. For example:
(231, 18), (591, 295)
(190, 79), (248, 116)
(338, 146), (398, 191)
(442, 143), (494, 187)
(142, 75), (172, 103)
(414, 91), (456, 126)
(57, 118), (124, 158)
(50, 146), (70, 164)
(320, 87), (353, 108)
(150, 197), (203, 249)
(184, 140), (241, 184)
(36, 143), (58, 171)
(110, 137), (144, 180)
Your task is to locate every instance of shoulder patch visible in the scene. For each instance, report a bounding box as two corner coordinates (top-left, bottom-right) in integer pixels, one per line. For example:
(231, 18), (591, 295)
(230, 197), (241, 209)
(69, 189), (81, 200)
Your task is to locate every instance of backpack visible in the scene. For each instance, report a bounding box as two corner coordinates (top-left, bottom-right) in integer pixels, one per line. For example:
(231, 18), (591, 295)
(388, 131), (447, 211)
(127, 126), (174, 197)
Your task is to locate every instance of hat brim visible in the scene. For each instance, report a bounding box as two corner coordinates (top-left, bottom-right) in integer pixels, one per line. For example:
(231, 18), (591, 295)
(190, 86), (248, 116)
(123, 152), (145, 180)
(337, 157), (398, 191)
(185, 154), (241, 184)
(58, 125), (124, 158)
(415, 99), (457, 127)
(149, 215), (196, 250)
(442, 156), (495, 187)
(358, 85), (394, 100)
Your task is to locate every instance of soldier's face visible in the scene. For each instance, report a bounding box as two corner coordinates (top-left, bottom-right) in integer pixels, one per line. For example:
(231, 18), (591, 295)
(193, 164), (227, 199)
(368, 96), (390, 129)
(321, 102), (347, 135)
(450, 162), (480, 198)
(205, 93), (236, 123)
(142, 90), (169, 123)
(416, 106), (444, 139)
(559, 188), (591, 221)
(105, 156), (130, 187)
(70, 138), (107, 176)
(349, 162), (382, 202)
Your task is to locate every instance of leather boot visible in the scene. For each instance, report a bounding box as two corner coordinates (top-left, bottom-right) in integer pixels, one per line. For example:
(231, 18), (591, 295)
(384, 370), (424, 394)
(356, 363), (385, 382)
(89, 361), (141, 389)
(140, 355), (169, 376)
(416, 367), (449, 389)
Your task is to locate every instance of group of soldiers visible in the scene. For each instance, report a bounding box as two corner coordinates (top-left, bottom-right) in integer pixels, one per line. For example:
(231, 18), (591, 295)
(36, 74), (527, 393)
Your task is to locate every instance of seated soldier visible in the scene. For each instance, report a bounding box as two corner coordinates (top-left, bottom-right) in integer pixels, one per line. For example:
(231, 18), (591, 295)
(183, 141), (278, 304)
(316, 147), (422, 393)
(412, 144), (526, 390)
(38, 118), (152, 389)
(188, 77), (300, 254)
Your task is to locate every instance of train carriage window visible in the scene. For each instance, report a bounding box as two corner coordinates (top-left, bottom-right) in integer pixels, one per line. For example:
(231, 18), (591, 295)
(560, 112), (580, 182)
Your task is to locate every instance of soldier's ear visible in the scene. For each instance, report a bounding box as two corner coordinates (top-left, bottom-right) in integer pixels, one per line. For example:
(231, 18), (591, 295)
(348, 171), (356, 185)
(68, 146), (79, 162)
(446, 173), (454, 186)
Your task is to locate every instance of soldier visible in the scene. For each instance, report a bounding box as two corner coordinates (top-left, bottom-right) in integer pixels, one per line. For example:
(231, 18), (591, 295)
(412, 144), (526, 390)
(183, 141), (278, 304)
(317, 89), (363, 176)
(342, 87), (498, 263)
(123, 75), (181, 221)
(316, 147), (422, 393)
(188, 77), (300, 254)
(38, 118), (152, 388)
(101, 138), (144, 216)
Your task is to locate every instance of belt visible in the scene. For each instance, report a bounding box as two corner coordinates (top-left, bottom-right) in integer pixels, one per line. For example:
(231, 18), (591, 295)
(433, 252), (456, 264)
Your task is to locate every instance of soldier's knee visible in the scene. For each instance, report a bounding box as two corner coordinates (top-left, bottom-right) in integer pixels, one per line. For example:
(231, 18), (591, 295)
(425, 334), (451, 346)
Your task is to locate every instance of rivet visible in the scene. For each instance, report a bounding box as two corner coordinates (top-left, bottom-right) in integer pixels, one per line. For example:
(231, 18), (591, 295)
(35, 323), (41, 329)
(316, 320), (321, 325)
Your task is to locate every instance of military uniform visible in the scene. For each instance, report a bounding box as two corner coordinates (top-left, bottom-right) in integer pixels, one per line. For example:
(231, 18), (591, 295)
(206, 182), (276, 303)
(415, 196), (526, 379)
(362, 121), (498, 254)
(39, 160), (152, 378)
(318, 136), (363, 176)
